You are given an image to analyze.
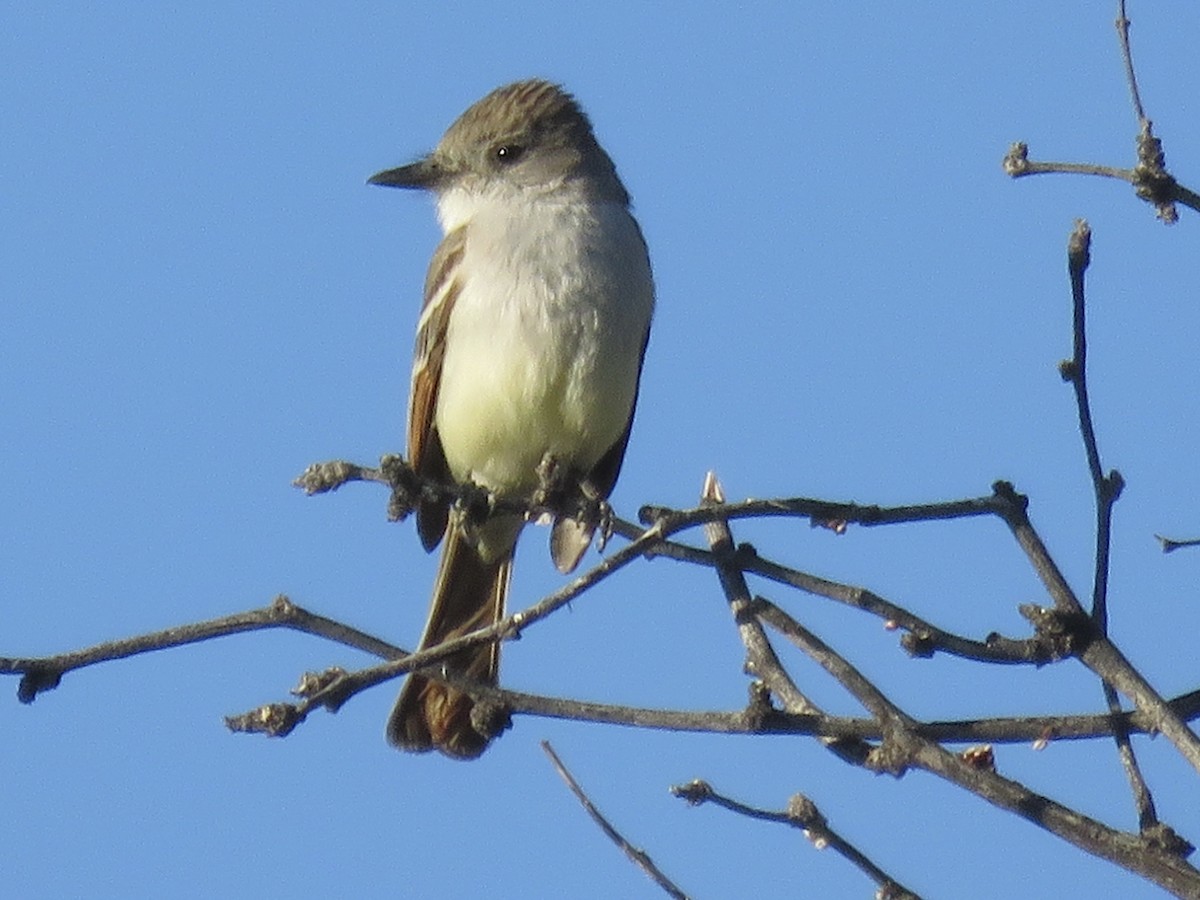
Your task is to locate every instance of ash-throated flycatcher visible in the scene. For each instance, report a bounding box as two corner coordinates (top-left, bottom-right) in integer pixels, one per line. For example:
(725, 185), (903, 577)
(369, 80), (654, 758)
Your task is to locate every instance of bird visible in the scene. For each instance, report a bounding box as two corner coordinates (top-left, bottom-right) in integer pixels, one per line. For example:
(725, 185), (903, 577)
(369, 79), (655, 758)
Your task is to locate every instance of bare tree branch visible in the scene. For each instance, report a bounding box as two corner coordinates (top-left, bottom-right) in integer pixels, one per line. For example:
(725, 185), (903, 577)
(542, 741), (690, 900)
(1060, 221), (1122, 629)
(9, 469), (1200, 892)
(671, 779), (921, 900)
(491, 684), (1200, 744)
(1002, 142), (1200, 222)
(1, 595), (403, 704)
(700, 471), (873, 766)
(1115, 0), (1146, 124)
(750, 596), (1200, 895)
(1001, 3), (1200, 223)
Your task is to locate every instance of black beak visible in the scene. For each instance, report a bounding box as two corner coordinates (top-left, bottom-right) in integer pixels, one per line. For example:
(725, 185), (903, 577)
(367, 156), (441, 190)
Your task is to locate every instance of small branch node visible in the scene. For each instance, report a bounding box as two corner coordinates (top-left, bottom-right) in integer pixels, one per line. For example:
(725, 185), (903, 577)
(959, 744), (997, 772)
(990, 480), (1028, 513)
(1141, 822), (1196, 859)
(786, 793), (827, 841)
(899, 629), (936, 659)
(743, 680), (776, 730)
(811, 515), (849, 535)
(17, 666), (62, 704)
(1002, 141), (1031, 176)
(865, 737), (911, 777)
(269, 594), (296, 618)
(1132, 123), (1179, 224)
(1017, 604), (1093, 658)
(291, 667), (348, 700)
(1105, 470), (1126, 502)
(469, 695), (512, 742)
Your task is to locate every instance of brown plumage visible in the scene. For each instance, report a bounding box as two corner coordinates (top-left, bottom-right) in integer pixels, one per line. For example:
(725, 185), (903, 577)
(386, 523), (511, 758)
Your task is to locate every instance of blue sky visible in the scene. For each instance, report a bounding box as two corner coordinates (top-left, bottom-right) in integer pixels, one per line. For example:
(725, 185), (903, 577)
(4, 3), (1200, 897)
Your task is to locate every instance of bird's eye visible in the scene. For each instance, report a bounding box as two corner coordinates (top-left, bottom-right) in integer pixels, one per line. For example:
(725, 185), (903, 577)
(494, 144), (524, 164)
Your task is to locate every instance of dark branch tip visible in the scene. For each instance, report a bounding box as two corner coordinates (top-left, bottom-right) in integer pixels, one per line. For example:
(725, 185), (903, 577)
(785, 793), (823, 827)
(292, 459), (356, 494)
(1153, 533), (1200, 554)
(1067, 219), (1091, 271)
(669, 779), (713, 805)
(225, 702), (301, 738)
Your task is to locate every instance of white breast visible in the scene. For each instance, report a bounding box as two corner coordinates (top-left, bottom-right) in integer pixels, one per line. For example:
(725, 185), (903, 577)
(432, 185), (653, 495)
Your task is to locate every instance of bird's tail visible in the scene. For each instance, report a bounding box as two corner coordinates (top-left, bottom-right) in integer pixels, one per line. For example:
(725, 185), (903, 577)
(387, 525), (512, 758)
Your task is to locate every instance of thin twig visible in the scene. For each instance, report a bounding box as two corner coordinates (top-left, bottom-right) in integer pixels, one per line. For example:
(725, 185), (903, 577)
(699, 473), (821, 716)
(1061, 221), (1124, 632)
(542, 742), (690, 900)
(1063, 223), (1111, 525)
(1157, 535), (1200, 554)
(1115, 0), (1146, 124)
(1002, 148), (1135, 183)
(1103, 681), (1160, 831)
(1001, 145), (1199, 222)
(671, 780), (921, 900)
(1062, 220), (1158, 829)
(0, 595), (404, 703)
